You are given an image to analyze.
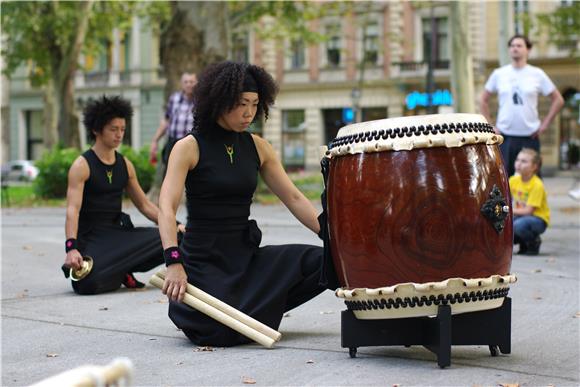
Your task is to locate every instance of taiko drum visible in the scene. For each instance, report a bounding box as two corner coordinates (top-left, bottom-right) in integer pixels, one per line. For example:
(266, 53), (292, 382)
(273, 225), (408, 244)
(326, 114), (513, 291)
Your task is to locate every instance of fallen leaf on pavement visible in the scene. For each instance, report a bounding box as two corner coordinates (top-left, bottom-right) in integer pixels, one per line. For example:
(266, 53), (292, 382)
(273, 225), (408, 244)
(498, 383), (519, 387)
(98, 307), (108, 311)
(22, 245), (32, 250)
(532, 269), (542, 273)
(574, 312), (580, 318)
(283, 312), (291, 317)
(306, 359), (314, 364)
(193, 346), (215, 352)
(319, 310), (334, 315)
(546, 257), (556, 263)
(242, 376), (256, 384)
(176, 361), (183, 365)
(155, 298), (168, 304)
(46, 353), (59, 358)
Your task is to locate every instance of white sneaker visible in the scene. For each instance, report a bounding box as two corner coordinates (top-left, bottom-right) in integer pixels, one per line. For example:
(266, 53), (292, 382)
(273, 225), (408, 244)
(568, 187), (580, 201)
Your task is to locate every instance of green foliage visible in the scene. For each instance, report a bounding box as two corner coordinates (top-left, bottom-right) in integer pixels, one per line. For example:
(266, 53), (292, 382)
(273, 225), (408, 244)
(0, 1), (157, 82)
(119, 145), (156, 193)
(536, 3), (580, 58)
(229, 1), (353, 44)
(33, 147), (81, 199)
(1, 185), (65, 208)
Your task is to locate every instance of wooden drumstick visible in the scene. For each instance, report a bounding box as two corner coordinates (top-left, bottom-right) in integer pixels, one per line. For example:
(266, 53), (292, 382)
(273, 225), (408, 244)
(149, 274), (276, 349)
(155, 270), (282, 342)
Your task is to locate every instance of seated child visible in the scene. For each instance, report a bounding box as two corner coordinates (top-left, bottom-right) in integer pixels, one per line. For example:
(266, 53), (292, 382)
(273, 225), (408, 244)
(509, 148), (550, 255)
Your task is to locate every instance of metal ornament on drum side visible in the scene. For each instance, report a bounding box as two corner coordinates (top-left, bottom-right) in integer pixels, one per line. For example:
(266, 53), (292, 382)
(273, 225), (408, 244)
(70, 256), (94, 281)
(326, 113), (517, 319)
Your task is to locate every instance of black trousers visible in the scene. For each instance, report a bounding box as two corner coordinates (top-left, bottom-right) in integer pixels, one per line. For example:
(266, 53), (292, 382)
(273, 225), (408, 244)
(70, 214), (163, 295)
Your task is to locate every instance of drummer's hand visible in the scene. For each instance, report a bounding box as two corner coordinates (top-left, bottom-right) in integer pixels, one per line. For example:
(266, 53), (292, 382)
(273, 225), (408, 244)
(163, 264), (187, 302)
(64, 250), (83, 270)
(177, 223), (186, 234)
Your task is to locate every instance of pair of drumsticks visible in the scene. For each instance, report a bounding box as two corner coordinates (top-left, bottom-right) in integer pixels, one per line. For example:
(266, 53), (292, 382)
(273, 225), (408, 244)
(149, 270), (282, 348)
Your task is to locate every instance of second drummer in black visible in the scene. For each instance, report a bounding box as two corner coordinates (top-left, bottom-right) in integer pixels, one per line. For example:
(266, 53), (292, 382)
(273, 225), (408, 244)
(62, 95), (185, 294)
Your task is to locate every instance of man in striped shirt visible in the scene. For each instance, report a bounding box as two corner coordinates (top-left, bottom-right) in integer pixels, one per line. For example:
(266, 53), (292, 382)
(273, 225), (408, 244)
(150, 72), (197, 171)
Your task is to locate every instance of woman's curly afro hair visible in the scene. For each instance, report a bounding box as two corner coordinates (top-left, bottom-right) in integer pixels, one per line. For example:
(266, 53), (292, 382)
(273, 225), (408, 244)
(193, 61), (278, 133)
(84, 95), (133, 141)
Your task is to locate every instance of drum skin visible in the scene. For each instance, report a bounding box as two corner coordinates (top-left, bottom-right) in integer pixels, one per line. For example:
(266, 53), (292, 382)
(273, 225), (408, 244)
(327, 144), (513, 289)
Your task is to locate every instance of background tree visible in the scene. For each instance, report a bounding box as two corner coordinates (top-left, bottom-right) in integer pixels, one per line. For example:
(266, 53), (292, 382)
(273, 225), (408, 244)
(536, 2), (580, 58)
(1, 1), (141, 148)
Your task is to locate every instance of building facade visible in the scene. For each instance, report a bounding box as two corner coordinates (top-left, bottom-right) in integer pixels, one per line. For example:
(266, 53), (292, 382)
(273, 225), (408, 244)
(5, 1), (579, 174)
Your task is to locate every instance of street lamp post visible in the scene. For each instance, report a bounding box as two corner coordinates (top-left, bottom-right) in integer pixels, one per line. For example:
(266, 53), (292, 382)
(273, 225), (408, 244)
(351, 87), (362, 123)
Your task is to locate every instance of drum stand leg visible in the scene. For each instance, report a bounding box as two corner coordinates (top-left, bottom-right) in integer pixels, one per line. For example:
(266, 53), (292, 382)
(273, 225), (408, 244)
(341, 297), (512, 368)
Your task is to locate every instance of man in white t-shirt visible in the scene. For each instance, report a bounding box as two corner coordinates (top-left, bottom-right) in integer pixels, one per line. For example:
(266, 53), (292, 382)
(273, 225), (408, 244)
(480, 34), (564, 177)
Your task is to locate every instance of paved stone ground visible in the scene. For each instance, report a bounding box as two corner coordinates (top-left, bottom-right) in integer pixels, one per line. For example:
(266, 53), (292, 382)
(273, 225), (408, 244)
(1, 176), (579, 386)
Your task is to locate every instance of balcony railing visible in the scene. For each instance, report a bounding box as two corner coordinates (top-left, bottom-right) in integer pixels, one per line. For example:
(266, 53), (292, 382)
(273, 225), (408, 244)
(84, 71), (110, 87)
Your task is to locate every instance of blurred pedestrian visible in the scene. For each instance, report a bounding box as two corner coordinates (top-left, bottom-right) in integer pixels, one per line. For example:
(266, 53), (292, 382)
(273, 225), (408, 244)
(157, 61), (338, 346)
(510, 148), (550, 255)
(480, 34), (564, 177)
(150, 72), (197, 173)
(62, 95), (185, 294)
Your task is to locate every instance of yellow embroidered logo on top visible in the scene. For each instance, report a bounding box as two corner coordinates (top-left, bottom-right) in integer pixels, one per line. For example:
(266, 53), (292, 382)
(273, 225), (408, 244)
(224, 144), (234, 164)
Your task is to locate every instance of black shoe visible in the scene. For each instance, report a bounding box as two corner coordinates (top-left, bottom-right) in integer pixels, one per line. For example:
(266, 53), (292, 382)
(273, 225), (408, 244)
(122, 273), (146, 289)
(517, 243), (528, 255)
(522, 236), (541, 256)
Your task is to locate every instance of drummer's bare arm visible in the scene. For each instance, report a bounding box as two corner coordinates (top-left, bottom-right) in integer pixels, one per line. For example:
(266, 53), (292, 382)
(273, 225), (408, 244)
(253, 135), (320, 234)
(159, 137), (198, 302)
(479, 90), (499, 134)
(124, 157), (161, 224)
(64, 157), (89, 270)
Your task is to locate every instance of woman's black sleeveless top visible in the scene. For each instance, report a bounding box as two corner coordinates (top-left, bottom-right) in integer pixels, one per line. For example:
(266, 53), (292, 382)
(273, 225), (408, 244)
(80, 149), (128, 225)
(185, 124), (260, 225)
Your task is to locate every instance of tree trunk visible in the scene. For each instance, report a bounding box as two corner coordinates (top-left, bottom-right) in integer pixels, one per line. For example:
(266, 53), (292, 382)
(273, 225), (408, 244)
(43, 79), (59, 150)
(149, 1), (230, 202)
(51, 0), (93, 148)
(160, 2), (229, 98)
(450, 1), (475, 113)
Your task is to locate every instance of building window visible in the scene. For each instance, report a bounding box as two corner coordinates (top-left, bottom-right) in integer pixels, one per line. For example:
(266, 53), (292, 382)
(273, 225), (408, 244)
(326, 24), (342, 67)
(422, 17), (449, 68)
(25, 110), (44, 160)
(120, 31), (131, 83)
(85, 39), (111, 86)
(362, 107), (388, 122)
(290, 39), (306, 70)
(231, 30), (249, 63)
(282, 110), (306, 169)
(363, 22), (379, 65)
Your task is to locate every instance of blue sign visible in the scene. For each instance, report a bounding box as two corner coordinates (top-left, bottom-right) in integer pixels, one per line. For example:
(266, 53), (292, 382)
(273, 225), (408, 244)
(405, 89), (453, 110)
(342, 107), (355, 123)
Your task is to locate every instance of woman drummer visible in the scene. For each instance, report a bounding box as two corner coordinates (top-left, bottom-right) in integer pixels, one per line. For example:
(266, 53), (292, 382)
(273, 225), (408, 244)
(158, 61), (338, 346)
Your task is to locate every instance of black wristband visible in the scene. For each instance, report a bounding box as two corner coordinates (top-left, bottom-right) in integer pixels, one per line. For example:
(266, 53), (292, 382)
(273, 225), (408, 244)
(65, 238), (78, 253)
(164, 246), (184, 266)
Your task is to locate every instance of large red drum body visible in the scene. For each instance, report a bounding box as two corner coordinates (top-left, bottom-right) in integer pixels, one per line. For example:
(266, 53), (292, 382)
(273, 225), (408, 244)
(327, 114), (513, 291)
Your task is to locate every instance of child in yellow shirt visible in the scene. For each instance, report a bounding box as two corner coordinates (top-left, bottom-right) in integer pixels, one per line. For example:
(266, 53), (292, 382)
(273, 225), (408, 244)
(509, 148), (550, 255)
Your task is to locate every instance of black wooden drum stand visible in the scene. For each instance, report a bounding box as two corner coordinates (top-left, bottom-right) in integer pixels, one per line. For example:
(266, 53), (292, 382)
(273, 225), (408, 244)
(341, 297), (511, 368)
